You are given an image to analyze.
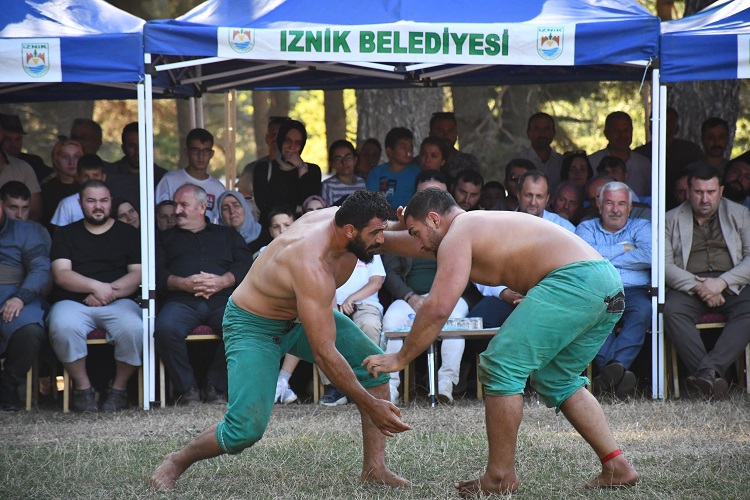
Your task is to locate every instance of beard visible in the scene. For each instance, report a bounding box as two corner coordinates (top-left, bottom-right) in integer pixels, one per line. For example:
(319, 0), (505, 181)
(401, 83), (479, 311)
(723, 180), (746, 202)
(346, 234), (378, 264)
(83, 209), (109, 226)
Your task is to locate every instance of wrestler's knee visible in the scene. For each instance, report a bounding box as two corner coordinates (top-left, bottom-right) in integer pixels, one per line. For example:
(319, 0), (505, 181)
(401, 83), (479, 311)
(216, 418), (267, 455)
(530, 373), (587, 410)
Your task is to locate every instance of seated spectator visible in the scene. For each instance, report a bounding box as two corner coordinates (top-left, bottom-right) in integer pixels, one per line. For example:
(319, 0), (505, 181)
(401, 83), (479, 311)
(216, 190), (263, 253)
(513, 112), (563, 190)
(0, 123), (42, 223)
(502, 158), (535, 211)
(673, 172), (689, 207)
(302, 195), (328, 213)
(155, 184), (252, 406)
(414, 170), (449, 193)
(664, 165), (750, 400)
(156, 200), (176, 232)
(69, 118), (104, 156)
(685, 117), (730, 177)
(428, 111), (481, 179)
(418, 136), (448, 172)
(560, 150), (593, 188)
(451, 169), (484, 211)
(106, 122), (167, 207)
(479, 180), (506, 210)
(47, 180), (142, 413)
(516, 171), (575, 231)
(588, 111), (651, 198)
(721, 158), (750, 207)
(581, 173), (651, 223)
(0, 191), (49, 411)
(575, 182), (652, 398)
(321, 140), (366, 206)
(382, 175), (469, 404)
(355, 138), (382, 181)
(320, 254), (387, 406)
(41, 139), (83, 229)
(113, 199), (139, 229)
(155, 128), (226, 223)
(50, 154), (107, 229)
(0, 113), (53, 183)
(253, 119), (322, 223)
(366, 127), (421, 217)
(0, 181), (51, 251)
(549, 180), (584, 224)
(596, 156), (639, 200)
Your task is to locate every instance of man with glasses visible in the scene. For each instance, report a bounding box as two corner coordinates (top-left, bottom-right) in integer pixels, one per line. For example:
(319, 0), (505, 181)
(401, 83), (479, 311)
(156, 128), (226, 222)
(322, 139), (366, 206)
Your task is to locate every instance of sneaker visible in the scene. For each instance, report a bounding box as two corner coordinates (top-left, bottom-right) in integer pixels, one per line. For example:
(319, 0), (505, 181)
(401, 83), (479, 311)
(438, 379), (454, 404)
(0, 385), (22, 412)
(389, 384), (399, 405)
(204, 383), (227, 405)
(280, 387), (298, 404)
(320, 385), (348, 406)
(275, 378), (289, 404)
(176, 386), (201, 407)
(72, 387), (98, 413)
(102, 388), (130, 412)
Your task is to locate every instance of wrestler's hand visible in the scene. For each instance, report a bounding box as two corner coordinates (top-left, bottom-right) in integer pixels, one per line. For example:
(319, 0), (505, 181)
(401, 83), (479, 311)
(363, 353), (405, 379)
(1, 297), (24, 323)
(365, 397), (412, 437)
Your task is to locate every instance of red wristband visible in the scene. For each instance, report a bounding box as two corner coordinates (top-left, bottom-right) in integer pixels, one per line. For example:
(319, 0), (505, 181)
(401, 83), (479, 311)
(600, 449), (622, 464)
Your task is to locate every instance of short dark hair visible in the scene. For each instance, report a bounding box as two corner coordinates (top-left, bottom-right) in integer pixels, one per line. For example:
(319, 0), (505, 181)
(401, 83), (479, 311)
(419, 136), (450, 161)
(517, 171), (549, 194)
(267, 204), (295, 227)
(71, 118), (102, 141)
(79, 179), (109, 198)
(77, 153), (105, 174)
(527, 112), (555, 131)
(415, 170), (448, 190)
(597, 156), (627, 173)
(483, 180), (505, 192)
(360, 137), (382, 152)
(403, 187), (458, 222)
(453, 169), (484, 188)
(384, 127), (413, 150)
(429, 111), (456, 130)
(334, 190), (390, 231)
(268, 116), (289, 129)
(504, 158), (535, 181)
(186, 128), (214, 147)
(701, 117), (729, 137)
(604, 111), (632, 129)
(688, 164), (721, 188)
(121, 122), (138, 144)
(0, 181), (31, 201)
(328, 139), (355, 159)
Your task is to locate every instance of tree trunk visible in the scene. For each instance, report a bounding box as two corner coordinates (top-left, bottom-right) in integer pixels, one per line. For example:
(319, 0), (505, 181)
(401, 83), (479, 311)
(269, 91), (290, 118)
(451, 86), (502, 178)
(355, 88), (444, 158)
(252, 90), (271, 159)
(324, 89), (347, 149)
(669, 0), (741, 148)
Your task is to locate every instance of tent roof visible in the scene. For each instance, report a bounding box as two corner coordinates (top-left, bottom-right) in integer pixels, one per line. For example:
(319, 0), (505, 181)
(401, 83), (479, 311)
(145, 0), (659, 93)
(660, 0), (750, 82)
(0, 0), (145, 103)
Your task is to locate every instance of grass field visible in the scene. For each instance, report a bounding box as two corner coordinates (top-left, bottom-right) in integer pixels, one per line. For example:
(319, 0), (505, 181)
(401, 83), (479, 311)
(1, 391), (749, 499)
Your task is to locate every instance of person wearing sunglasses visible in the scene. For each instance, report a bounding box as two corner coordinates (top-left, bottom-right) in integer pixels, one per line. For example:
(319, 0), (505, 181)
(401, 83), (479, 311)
(503, 158), (535, 211)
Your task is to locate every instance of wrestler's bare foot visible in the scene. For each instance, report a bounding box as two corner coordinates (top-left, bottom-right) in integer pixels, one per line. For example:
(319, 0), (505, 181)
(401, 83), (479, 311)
(583, 456), (640, 489)
(361, 466), (411, 487)
(455, 472), (520, 498)
(149, 453), (188, 491)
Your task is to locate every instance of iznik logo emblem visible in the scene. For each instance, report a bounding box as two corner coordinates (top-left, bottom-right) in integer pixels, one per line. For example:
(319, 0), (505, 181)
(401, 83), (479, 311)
(229, 29), (254, 53)
(537, 28), (563, 60)
(22, 43), (50, 77)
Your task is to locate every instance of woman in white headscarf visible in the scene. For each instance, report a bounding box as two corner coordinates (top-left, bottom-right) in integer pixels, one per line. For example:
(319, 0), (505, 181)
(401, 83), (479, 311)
(217, 190), (263, 252)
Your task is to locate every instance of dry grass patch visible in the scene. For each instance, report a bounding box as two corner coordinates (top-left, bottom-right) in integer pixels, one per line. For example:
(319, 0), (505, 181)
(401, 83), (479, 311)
(1, 394), (749, 499)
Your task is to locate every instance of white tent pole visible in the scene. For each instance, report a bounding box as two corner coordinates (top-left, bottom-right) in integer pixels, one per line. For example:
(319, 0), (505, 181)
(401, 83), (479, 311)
(144, 52), (158, 407)
(189, 97), (197, 129)
(657, 79), (667, 400)
(650, 68), (660, 399)
(197, 97), (205, 129)
(137, 80), (150, 410)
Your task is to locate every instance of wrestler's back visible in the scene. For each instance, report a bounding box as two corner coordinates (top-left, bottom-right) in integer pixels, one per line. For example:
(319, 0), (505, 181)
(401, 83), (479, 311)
(451, 211), (602, 295)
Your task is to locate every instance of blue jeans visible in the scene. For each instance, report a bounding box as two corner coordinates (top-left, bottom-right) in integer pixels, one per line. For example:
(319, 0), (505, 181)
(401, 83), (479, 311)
(595, 286), (651, 370)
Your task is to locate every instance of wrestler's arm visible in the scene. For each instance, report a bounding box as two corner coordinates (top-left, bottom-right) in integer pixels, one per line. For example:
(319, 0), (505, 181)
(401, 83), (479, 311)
(295, 265), (409, 435)
(381, 229), (433, 258)
(366, 231), (472, 376)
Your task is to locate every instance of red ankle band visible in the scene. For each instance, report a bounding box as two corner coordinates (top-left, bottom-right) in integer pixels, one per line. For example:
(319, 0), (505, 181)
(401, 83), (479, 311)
(600, 449), (622, 464)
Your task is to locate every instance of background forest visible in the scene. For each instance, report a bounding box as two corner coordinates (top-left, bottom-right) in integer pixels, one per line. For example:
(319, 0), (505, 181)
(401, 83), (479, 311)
(4, 0), (748, 185)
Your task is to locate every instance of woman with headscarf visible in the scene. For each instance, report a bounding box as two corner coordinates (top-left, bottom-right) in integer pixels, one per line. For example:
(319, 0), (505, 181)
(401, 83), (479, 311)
(217, 190), (263, 253)
(252, 119), (322, 225)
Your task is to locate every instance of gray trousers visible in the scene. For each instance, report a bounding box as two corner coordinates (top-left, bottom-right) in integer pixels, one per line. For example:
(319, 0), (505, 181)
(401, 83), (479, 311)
(664, 287), (750, 377)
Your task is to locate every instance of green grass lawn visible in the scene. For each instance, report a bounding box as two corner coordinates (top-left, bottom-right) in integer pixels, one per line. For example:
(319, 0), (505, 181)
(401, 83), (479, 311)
(1, 393), (749, 499)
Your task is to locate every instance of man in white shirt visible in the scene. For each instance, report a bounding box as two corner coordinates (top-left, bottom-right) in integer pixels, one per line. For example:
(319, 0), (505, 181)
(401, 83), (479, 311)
(516, 171), (576, 232)
(50, 154), (107, 228)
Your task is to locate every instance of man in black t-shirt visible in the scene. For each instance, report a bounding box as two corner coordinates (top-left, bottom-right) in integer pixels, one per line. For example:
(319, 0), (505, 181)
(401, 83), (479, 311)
(47, 180), (142, 413)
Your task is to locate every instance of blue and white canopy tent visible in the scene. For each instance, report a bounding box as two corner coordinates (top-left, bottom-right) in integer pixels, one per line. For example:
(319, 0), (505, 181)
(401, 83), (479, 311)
(0, 0), (157, 408)
(651, 0), (750, 398)
(143, 0), (665, 401)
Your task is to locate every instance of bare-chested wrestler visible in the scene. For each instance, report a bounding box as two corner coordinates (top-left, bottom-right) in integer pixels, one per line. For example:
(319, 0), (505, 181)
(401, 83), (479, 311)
(365, 187), (639, 496)
(150, 190), (411, 491)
